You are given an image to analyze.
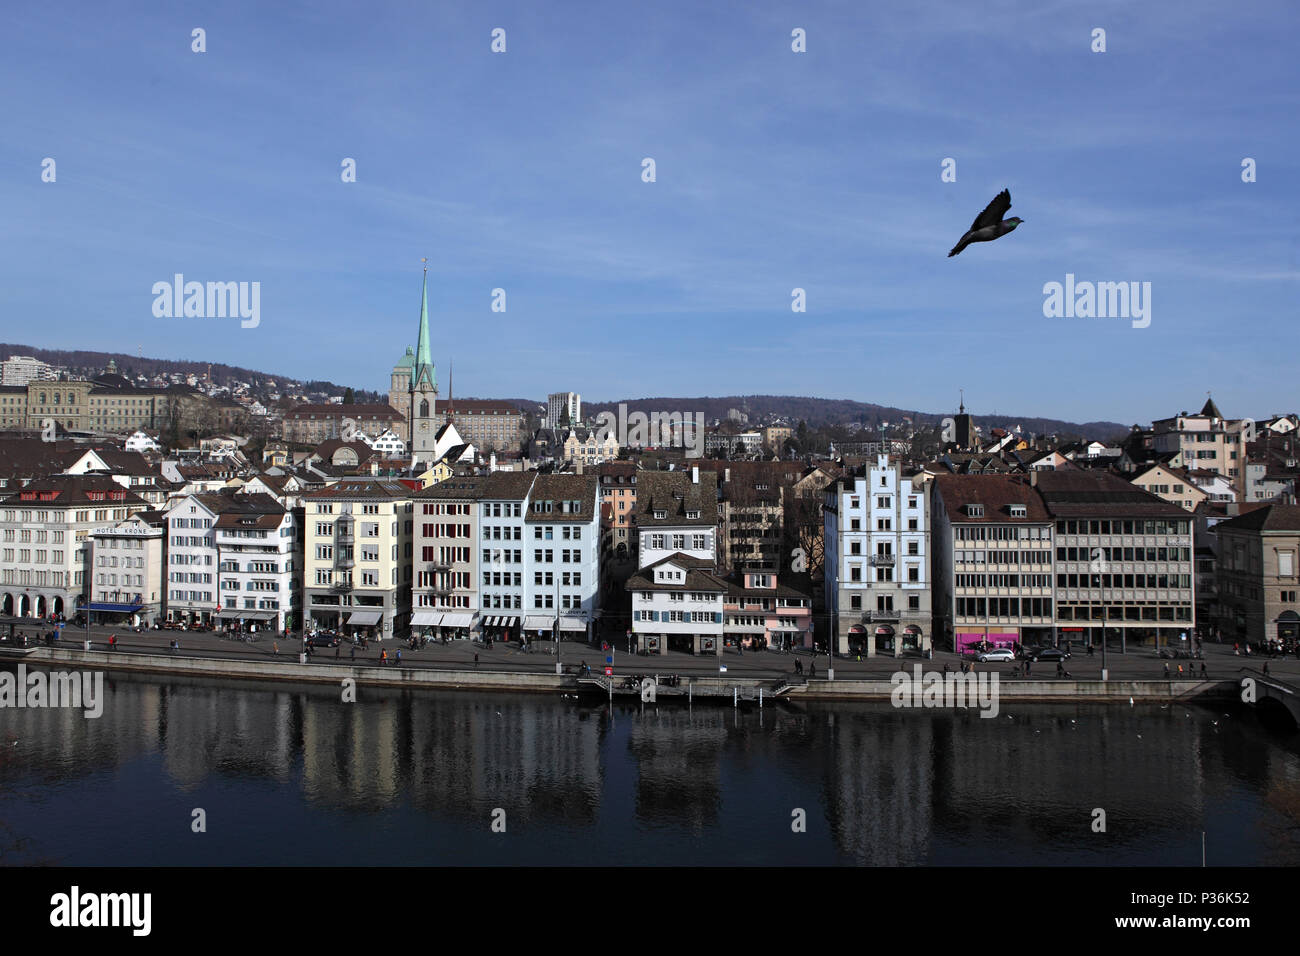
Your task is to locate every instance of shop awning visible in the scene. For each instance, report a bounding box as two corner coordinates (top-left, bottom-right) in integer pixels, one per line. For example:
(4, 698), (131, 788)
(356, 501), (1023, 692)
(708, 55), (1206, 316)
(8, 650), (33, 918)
(347, 609), (383, 625)
(559, 616), (587, 632)
(217, 610), (277, 620)
(440, 612), (475, 628)
(848, 625), (866, 634)
(875, 625), (895, 636)
(904, 625), (922, 634)
(484, 615), (517, 628)
(411, 611), (442, 626)
(86, 602), (143, 613)
(524, 614), (555, 630)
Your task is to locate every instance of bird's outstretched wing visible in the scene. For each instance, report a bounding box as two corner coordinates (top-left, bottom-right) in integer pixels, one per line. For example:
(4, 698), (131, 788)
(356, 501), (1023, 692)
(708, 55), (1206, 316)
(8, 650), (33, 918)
(970, 189), (1011, 231)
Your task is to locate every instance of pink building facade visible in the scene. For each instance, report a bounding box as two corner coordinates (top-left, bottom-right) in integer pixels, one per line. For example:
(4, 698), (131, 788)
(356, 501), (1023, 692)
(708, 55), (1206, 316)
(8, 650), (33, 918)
(724, 571), (814, 651)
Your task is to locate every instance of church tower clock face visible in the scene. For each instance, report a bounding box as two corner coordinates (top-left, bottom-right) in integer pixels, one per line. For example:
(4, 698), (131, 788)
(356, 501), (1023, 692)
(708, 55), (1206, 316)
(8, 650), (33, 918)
(420, 421), (430, 432)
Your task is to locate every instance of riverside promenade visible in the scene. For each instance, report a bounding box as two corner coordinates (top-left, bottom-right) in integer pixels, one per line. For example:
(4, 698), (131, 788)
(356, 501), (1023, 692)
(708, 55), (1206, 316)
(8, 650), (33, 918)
(2, 622), (1291, 704)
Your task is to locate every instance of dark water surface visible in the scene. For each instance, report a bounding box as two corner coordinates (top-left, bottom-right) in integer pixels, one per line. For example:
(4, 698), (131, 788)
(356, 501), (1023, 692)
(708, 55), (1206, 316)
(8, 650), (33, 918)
(1, 667), (1297, 865)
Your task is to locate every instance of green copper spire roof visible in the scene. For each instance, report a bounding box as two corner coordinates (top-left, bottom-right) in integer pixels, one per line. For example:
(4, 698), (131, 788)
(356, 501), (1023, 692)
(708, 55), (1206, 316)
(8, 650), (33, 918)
(413, 267), (436, 391)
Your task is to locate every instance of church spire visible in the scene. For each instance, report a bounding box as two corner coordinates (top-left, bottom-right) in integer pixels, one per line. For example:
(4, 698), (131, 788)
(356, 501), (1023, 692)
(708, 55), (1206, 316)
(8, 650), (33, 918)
(445, 361), (454, 424)
(413, 261), (436, 391)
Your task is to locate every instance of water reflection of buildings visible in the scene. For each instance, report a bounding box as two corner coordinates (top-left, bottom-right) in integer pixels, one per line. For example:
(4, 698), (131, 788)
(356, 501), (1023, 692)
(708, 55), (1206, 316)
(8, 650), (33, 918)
(300, 692), (603, 825)
(814, 703), (1220, 864)
(158, 679), (296, 787)
(628, 708), (728, 830)
(818, 708), (934, 865)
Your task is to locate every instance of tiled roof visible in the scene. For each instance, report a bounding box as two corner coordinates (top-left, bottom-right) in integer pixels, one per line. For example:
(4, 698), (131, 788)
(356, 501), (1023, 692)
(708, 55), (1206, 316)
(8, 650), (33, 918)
(932, 474), (1051, 523)
(305, 479), (413, 500)
(285, 404), (404, 420)
(479, 471), (537, 500)
(626, 554), (728, 592)
(2, 473), (147, 507)
(1034, 470), (1187, 518)
(1216, 504), (1300, 533)
(634, 470), (718, 527)
(416, 476), (488, 500)
(525, 473), (598, 521)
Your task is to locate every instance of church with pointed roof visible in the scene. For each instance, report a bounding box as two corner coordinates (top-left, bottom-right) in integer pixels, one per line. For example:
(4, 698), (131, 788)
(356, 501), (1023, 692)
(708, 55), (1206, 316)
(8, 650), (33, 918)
(389, 268), (439, 461)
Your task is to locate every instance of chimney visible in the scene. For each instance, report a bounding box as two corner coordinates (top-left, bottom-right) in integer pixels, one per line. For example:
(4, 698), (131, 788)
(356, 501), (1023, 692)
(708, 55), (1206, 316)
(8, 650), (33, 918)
(692, 465), (699, 484)
(1029, 469), (1038, 487)
(724, 467), (731, 484)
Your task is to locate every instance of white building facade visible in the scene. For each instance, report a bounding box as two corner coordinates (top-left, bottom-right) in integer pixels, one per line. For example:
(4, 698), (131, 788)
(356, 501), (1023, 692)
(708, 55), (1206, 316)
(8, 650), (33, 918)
(824, 455), (932, 656)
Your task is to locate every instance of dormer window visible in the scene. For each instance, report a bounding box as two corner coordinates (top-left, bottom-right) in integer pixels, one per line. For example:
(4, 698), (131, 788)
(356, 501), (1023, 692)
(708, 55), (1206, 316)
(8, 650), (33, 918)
(1008, 504), (1027, 517)
(965, 504), (984, 517)
(654, 510), (666, 520)
(686, 510), (700, 519)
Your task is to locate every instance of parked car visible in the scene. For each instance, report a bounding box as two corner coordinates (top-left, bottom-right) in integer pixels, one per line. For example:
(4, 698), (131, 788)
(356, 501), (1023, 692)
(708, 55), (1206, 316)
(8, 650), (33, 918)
(1029, 645), (1070, 662)
(306, 633), (340, 648)
(976, 647), (1015, 662)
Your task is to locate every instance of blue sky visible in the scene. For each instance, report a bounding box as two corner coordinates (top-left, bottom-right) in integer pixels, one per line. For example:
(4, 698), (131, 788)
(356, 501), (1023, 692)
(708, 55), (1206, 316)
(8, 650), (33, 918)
(1, 0), (1296, 425)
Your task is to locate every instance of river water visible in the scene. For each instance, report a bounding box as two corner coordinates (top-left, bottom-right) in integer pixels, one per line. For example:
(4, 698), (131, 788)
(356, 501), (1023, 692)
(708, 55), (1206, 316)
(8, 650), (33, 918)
(1, 668), (1297, 865)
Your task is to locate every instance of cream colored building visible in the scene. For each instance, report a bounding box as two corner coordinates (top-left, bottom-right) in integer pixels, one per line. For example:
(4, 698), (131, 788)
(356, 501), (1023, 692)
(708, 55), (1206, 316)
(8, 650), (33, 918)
(1150, 398), (1248, 497)
(562, 427), (618, 467)
(1130, 463), (1207, 513)
(303, 479), (414, 640)
(89, 511), (166, 625)
(0, 474), (147, 619)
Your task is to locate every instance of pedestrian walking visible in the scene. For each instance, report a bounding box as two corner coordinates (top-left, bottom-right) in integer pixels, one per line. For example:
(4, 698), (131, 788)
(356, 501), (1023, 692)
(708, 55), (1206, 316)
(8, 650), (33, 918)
(474, 652), (480, 667)
(1263, 661), (1270, 677)
(109, 634), (116, 651)
(381, 649), (388, 666)
(1164, 662), (1170, 679)
(335, 644), (340, 660)
(1200, 661), (1207, 678)
(350, 645), (355, 662)
(808, 661), (816, 679)
(1056, 662), (1064, 678)
(274, 641), (279, 655)
(1177, 663), (1184, 676)
(1025, 659), (1031, 676)
(396, 650), (402, 666)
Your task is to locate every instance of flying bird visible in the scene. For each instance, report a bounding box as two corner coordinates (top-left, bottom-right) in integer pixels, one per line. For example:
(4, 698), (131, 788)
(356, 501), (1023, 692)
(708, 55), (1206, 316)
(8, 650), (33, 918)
(948, 188), (1023, 257)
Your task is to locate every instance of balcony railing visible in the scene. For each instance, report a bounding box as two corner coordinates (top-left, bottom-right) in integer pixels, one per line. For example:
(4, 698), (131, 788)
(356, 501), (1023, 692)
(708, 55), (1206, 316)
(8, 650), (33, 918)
(330, 581), (353, 593)
(870, 554), (895, 566)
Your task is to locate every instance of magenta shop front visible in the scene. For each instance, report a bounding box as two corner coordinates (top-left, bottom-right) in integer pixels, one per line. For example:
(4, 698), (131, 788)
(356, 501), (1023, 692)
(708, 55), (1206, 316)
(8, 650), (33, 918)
(956, 630), (1019, 655)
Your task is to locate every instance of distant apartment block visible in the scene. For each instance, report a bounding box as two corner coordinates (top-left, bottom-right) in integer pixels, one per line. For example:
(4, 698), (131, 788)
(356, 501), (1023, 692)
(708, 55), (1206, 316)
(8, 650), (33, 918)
(1, 355), (61, 386)
(546, 392), (581, 429)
